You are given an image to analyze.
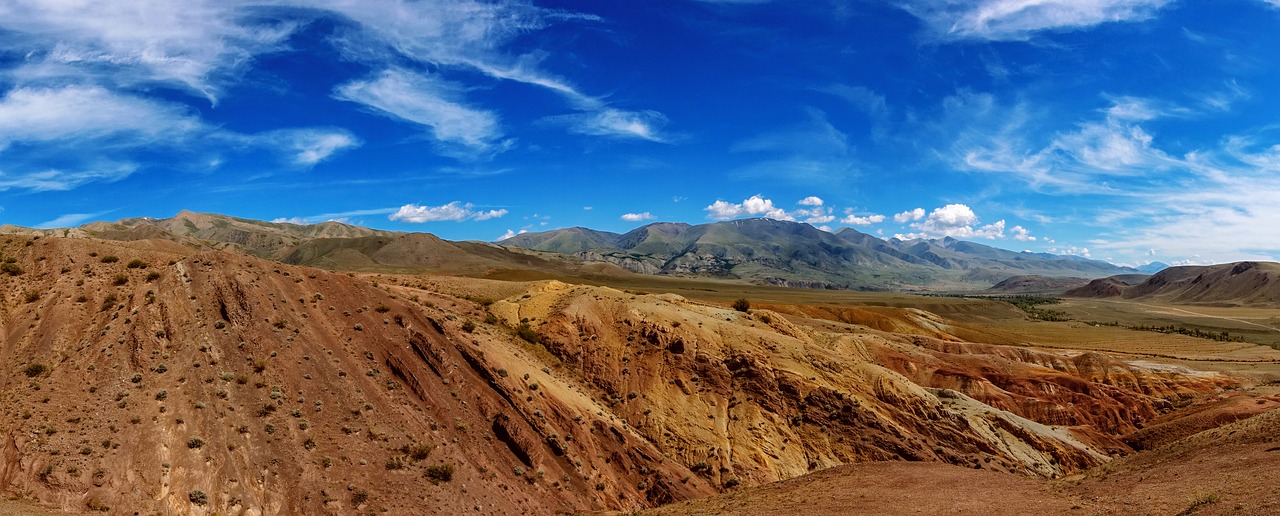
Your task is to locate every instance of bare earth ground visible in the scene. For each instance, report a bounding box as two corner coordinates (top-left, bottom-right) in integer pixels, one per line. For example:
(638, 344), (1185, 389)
(643, 409), (1280, 516)
(6, 237), (1280, 514)
(0, 497), (59, 516)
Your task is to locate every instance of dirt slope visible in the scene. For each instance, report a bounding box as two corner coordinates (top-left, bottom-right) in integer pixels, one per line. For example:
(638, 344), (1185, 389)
(0, 235), (1260, 515)
(644, 404), (1280, 515)
(0, 236), (710, 514)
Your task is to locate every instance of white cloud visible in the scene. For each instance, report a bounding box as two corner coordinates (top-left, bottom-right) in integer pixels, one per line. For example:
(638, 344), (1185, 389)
(34, 211), (112, 229)
(335, 68), (502, 151)
(841, 214), (886, 226)
(798, 196), (824, 206)
(0, 0), (296, 103)
(1051, 245), (1092, 258)
(548, 109), (670, 142)
(0, 161), (139, 192)
(0, 85), (199, 147)
(271, 217), (310, 225)
(389, 202), (508, 223)
(497, 228), (528, 241)
(894, 208), (926, 223)
(704, 195), (792, 221)
(620, 212), (655, 222)
(1010, 225), (1036, 241)
(899, 0), (1172, 41)
(259, 128), (361, 166)
(893, 204), (1011, 240)
(315, 0), (601, 108)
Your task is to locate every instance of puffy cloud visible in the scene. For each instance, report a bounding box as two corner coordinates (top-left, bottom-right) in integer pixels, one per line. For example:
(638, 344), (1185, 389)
(389, 202), (507, 223)
(1051, 245), (1092, 258)
(893, 204), (1013, 240)
(704, 195), (792, 221)
(497, 229), (528, 241)
(797, 196), (824, 206)
(893, 208), (926, 223)
(841, 214), (886, 226)
(899, 0), (1172, 41)
(335, 68), (502, 151)
(620, 212), (655, 222)
(1011, 225), (1036, 241)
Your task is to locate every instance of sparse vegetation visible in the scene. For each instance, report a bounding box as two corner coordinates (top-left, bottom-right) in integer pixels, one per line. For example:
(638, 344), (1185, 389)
(126, 259), (148, 269)
(732, 298), (751, 312)
(1, 262), (22, 276)
(100, 255), (119, 263)
(24, 362), (48, 378)
(188, 490), (208, 505)
(515, 322), (538, 343)
(425, 463), (455, 483)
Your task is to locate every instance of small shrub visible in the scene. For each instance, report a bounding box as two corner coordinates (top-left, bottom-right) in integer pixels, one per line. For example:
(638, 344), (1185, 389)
(425, 463), (455, 484)
(0, 262), (22, 276)
(23, 291), (40, 303)
(112, 274), (128, 286)
(406, 442), (434, 461)
(145, 271), (161, 282)
(483, 313), (498, 325)
(515, 323), (538, 343)
(100, 294), (118, 312)
(351, 489), (369, 506)
(100, 255), (119, 263)
(86, 497), (109, 511)
(732, 298), (751, 312)
(126, 259), (148, 269)
(461, 320), (476, 333)
(155, 390), (168, 401)
(24, 363), (48, 378)
(374, 305), (390, 313)
(385, 456), (406, 470)
(188, 490), (207, 505)
(187, 437), (204, 449)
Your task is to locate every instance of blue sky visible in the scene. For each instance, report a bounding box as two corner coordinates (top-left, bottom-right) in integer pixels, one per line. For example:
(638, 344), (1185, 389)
(1, 0), (1279, 266)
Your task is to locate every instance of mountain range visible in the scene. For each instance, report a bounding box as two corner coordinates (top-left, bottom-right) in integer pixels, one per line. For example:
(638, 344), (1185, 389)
(0, 211), (1140, 291)
(1067, 261), (1280, 307)
(501, 217), (1137, 290)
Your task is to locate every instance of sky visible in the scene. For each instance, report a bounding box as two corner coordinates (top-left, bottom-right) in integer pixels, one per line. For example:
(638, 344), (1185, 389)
(1, 0), (1279, 266)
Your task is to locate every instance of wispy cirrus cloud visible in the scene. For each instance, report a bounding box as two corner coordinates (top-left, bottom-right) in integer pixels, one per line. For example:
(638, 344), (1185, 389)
(730, 111), (858, 183)
(257, 128), (361, 166)
(335, 68), (504, 153)
(898, 0), (1172, 41)
(545, 109), (671, 142)
(0, 85), (200, 148)
(0, 0), (296, 103)
(34, 210), (115, 229)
